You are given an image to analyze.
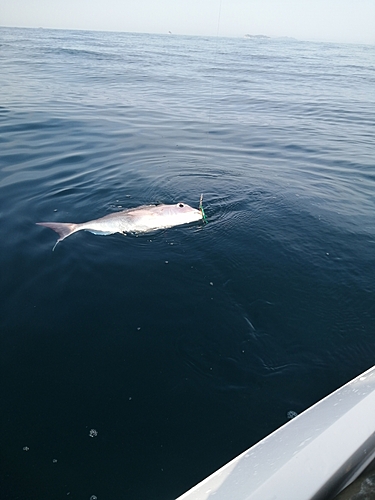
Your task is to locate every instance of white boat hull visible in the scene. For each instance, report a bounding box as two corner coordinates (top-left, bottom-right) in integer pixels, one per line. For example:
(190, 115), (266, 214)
(176, 366), (375, 500)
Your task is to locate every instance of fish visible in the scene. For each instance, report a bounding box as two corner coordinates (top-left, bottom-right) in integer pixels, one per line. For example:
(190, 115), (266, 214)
(37, 202), (203, 250)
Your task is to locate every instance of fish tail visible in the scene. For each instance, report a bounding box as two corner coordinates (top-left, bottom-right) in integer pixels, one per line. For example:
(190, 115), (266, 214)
(36, 222), (78, 250)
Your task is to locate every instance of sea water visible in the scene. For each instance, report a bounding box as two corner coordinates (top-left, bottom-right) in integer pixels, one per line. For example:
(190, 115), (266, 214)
(1, 27), (374, 499)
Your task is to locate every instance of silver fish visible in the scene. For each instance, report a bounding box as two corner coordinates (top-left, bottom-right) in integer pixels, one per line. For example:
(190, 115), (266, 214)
(37, 202), (203, 250)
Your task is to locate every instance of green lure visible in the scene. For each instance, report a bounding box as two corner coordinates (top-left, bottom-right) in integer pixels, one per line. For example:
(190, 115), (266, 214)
(199, 194), (208, 223)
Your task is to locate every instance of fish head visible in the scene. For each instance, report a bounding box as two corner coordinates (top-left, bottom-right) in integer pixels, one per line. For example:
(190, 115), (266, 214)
(163, 202), (203, 224)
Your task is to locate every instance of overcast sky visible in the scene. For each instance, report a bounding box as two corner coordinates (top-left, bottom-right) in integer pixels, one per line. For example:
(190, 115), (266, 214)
(1, 0), (374, 44)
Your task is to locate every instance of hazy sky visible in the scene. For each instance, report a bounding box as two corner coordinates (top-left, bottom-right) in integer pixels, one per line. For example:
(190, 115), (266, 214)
(1, 0), (374, 44)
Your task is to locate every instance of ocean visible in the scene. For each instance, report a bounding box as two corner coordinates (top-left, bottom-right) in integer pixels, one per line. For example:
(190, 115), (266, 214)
(0, 27), (374, 499)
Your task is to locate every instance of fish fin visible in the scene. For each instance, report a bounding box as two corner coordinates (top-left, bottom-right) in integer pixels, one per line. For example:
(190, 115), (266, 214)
(36, 222), (78, 250)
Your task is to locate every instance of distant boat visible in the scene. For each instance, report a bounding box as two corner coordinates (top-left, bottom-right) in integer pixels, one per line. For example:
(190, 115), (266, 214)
(244, 34), (270, 40)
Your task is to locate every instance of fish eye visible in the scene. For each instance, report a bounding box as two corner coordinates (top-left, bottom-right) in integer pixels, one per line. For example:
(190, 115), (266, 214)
(178, 203), (184, 208)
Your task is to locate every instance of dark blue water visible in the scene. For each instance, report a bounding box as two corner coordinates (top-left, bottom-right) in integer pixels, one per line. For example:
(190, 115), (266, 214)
(1, 27), (375, 499)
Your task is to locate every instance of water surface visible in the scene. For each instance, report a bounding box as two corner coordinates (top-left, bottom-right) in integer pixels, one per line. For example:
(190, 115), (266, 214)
(1, 27), (375, 499)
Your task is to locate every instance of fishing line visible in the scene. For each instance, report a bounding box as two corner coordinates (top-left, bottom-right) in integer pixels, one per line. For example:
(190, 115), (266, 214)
(205, 0), (223, 128)
(204, 0), (223, 145)
(200, 0), (223, 215)
(164, 1), (223, 219)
